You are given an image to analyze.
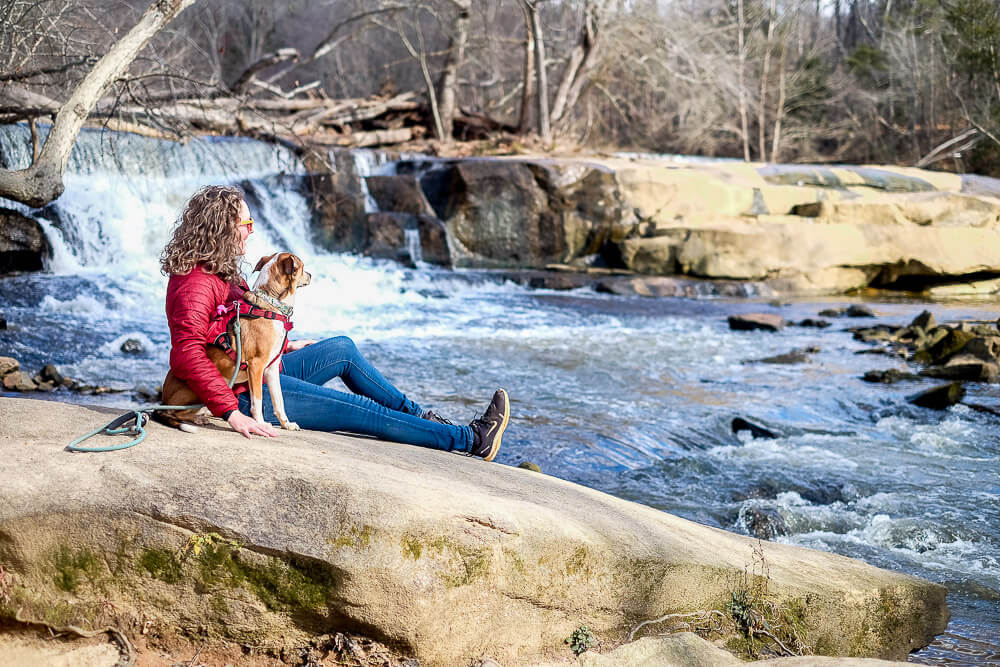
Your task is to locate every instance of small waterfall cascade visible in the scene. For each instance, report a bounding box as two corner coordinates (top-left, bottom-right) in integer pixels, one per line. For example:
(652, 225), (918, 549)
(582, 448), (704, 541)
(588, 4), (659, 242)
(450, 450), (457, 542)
(403, 227), (424, 266)
(0, 123), (309, 274)
(344, 148), (396, 214)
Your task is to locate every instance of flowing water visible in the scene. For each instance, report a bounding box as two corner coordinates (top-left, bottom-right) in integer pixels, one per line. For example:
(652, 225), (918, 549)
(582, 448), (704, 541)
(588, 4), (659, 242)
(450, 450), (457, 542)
(0, 125), (997, 664)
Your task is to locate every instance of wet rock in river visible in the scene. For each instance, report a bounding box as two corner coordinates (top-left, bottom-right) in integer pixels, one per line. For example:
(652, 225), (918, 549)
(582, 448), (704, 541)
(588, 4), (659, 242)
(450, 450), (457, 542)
(911, 328), (975, 365)
(0, 356), (19, 378)
(727, 313), (784, 332)
(846, 304), (876, 318)
(731, 417), (777, 439)
(909, 310), (935, 331)
(797, 318), (831, 328)
(963, 335), (1000, 363)
(908, 382), (966, 409)
(526, 273), (590, 291)
(818, 307), (845, 317)
(739, 505), (788, 540)
(920, 355), (1000, 382)
(747, 347), (820, 364)
(3, 370), (37, 392)
(852, 325), (898, 344)
(120, 338), (145, 355)
(38, 364), (64, 385)
(862, 369), (921, 384)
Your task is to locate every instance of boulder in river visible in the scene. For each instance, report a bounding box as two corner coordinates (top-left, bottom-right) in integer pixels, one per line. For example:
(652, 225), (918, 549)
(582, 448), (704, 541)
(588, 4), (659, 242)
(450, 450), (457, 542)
(908, 310), (936, 331)
(845, 304), (876, 318)
(120, 338), (145, 355)
(797, 318), (832, 328)
(728, 313), (785, 332)
(739, 505), (789, 540)
(862, 369), (921, 384)
(908, 382), (966, 409)
(920, 355), (1000, 382)
(0, 208), (51, 275)
(0, 398), (948, 664)
(732, 417), (778, 439)
(2, 370), (37, 392)
(747, 347), (819, 365)
(0, 356), (19, 378)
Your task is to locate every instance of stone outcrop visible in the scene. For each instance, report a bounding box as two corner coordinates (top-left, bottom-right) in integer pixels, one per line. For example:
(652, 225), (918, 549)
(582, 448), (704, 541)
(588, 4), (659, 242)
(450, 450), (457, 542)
(417, 159), (631, 268)
(0, 207), (50, 275)
(305, 152), (1000, 294)
(0, 397), (948, 665)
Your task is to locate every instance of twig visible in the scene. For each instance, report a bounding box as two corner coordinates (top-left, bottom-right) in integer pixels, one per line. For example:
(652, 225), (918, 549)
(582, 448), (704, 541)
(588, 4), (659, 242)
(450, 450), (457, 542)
(628, 609), (726, 641)
(13, 607), (135, 667)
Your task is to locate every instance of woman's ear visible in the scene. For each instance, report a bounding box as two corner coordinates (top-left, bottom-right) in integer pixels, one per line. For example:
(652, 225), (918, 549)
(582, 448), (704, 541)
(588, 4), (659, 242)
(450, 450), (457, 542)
(254, 254), (276, 272)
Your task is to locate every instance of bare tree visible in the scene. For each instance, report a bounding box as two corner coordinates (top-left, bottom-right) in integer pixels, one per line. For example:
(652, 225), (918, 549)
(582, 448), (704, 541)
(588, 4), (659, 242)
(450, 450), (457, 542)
(0, 0), (198, 207)
(522, 0), (551, 142)
(549, 0), (614, 131)
(437, 0), (471, 140)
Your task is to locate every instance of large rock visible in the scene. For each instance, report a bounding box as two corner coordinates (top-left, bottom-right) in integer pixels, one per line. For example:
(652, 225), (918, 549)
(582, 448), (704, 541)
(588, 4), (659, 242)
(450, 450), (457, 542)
(304, 149), (371, 252)
(420, 159), (631, 268)
(0, 208), (50, 275)
(0, 398), (948, 665)
(606, 159), (1000, 293)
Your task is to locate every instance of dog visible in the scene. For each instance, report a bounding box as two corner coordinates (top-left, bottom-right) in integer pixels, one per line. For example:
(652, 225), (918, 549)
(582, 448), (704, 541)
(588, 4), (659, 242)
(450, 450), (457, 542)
(154, 252), (312, 433)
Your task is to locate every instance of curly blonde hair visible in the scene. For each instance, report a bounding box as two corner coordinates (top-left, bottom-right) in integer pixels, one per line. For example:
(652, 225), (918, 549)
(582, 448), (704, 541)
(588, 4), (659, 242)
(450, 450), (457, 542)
(160, 185), (245, 282)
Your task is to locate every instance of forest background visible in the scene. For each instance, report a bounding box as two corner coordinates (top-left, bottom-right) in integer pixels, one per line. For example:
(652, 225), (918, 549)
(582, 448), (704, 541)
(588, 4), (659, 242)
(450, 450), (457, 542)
(1, 0), (999, 206)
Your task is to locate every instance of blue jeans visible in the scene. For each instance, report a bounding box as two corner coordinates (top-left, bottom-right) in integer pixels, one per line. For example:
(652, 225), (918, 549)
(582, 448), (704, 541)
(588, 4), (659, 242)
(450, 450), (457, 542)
(237, 336), (473, 452)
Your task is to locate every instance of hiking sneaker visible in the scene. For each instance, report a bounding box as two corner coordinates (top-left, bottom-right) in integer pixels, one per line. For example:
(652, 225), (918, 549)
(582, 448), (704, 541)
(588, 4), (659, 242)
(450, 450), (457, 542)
(467, 388), (510, 461)
(422, 410), (454, 425)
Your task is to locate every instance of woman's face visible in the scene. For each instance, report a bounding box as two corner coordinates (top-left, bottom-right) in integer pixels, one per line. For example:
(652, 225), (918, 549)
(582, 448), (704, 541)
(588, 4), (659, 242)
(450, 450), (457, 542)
(237, 200), (252, 255)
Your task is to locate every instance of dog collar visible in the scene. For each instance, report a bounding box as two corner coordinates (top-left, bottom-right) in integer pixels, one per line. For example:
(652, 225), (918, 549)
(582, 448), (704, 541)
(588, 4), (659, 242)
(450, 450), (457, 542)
(243, 289), (293, 318)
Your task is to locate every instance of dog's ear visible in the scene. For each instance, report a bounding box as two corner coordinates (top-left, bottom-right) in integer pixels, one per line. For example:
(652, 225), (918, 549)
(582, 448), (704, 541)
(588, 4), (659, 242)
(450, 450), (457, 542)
(280, 254), (300, 275)
(254, 254), (276, 273)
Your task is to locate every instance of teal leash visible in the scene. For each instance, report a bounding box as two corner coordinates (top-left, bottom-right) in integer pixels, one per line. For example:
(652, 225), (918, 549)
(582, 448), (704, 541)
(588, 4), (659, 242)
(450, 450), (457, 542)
(67, 306), (243, 453)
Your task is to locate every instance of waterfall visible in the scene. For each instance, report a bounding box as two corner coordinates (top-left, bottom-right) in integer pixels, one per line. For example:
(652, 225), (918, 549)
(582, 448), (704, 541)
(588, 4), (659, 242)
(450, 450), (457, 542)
(404, 227), (424, 266)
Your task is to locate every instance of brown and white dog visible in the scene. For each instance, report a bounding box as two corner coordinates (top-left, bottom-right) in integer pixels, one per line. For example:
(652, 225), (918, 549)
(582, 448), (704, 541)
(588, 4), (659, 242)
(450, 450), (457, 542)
(155, 252), (311, 433)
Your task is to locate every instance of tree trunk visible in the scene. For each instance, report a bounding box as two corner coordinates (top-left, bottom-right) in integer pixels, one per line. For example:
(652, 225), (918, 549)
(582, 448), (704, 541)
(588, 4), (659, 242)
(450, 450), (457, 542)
(0, 0), (198, 207)
(437, 0), (471, 141)
(526, 1), (551, 143)
(771, 40), (788, 162)
(518, 5), (536, 134)
(737, 0), (751, 162)
(549, 0), (609, 129)
(758, 0), (776, 162)
(392, 17), (445, 141)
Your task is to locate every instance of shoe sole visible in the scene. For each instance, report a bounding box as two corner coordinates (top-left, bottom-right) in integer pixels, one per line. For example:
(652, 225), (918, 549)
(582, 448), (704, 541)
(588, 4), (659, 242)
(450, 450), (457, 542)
(483, 388), (509, 462)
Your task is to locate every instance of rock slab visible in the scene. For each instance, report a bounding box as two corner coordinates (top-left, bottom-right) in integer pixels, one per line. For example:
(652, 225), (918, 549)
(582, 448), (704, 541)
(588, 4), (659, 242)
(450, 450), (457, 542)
(0, 398), (948, 665)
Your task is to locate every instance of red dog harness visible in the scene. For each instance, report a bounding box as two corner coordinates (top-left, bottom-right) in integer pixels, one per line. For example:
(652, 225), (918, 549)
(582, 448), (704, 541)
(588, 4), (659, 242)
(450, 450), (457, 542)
(207, 300), (293, 371)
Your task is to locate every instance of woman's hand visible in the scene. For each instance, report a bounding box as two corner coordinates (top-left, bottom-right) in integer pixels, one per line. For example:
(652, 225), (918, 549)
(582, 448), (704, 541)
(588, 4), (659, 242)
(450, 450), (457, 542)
(286, 339), (318, 352)
(227, 411), (279, 438)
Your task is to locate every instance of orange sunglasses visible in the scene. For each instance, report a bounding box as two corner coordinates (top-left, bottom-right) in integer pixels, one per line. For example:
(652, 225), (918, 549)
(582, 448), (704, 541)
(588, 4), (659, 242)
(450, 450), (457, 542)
(238, 217), (254, 233)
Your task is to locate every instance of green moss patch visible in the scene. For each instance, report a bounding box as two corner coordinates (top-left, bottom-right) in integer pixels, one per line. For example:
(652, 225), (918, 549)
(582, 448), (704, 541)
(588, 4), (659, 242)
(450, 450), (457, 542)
(139, 548), (182, 584)
(51, 546), (101, 593)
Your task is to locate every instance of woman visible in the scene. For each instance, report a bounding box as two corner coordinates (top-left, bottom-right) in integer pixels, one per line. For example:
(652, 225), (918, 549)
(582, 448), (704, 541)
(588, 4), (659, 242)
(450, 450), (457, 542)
(159, 185), (509, 460)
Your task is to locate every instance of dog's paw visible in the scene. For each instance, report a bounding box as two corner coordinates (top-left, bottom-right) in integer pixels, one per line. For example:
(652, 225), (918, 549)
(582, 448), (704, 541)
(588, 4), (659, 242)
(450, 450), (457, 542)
(282, 421), (300, 431)
(179, 423), (201, 434)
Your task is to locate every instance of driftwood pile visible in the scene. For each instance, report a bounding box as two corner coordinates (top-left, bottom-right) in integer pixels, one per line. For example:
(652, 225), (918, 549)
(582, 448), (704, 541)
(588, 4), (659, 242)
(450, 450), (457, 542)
(111, 91), (432, 147)
(1, 82), (512, 149)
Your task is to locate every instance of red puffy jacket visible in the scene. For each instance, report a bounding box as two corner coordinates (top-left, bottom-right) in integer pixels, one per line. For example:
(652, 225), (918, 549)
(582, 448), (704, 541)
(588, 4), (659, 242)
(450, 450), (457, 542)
(165, 265), (249, 417)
